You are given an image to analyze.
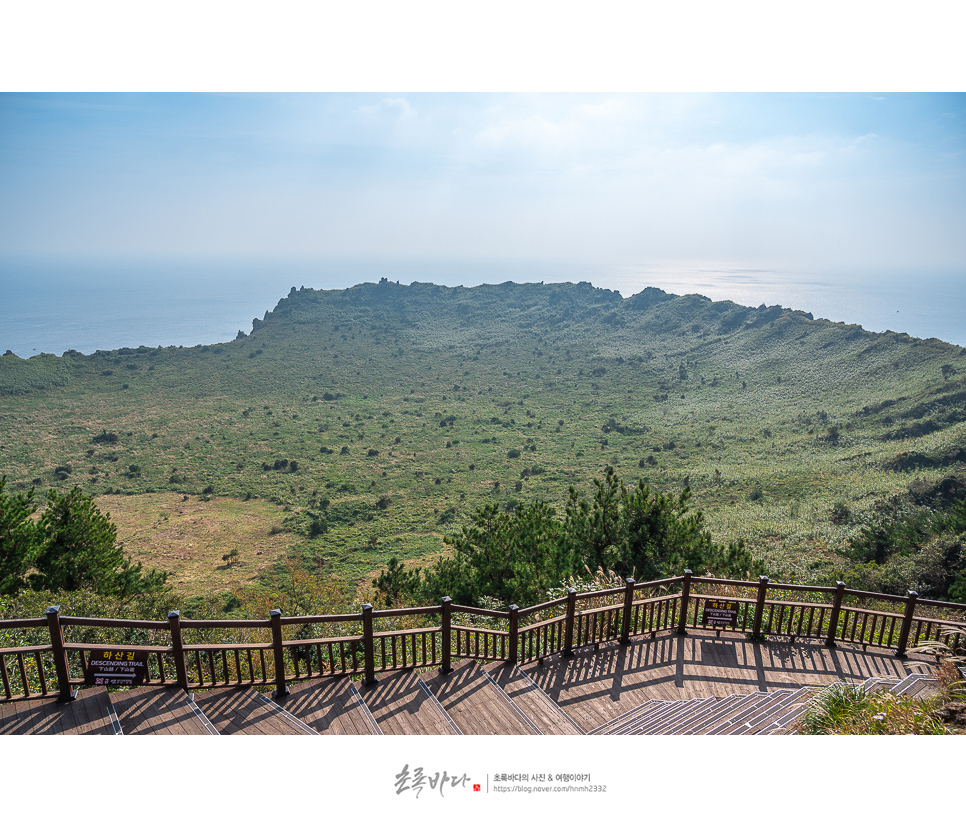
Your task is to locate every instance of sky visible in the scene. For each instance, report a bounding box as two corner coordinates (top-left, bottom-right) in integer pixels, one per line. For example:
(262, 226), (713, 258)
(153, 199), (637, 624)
(1, 91), (964, 274)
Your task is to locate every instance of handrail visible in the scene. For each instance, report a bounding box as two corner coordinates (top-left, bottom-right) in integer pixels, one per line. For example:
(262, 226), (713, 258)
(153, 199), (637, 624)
(1, 575), (964, 703)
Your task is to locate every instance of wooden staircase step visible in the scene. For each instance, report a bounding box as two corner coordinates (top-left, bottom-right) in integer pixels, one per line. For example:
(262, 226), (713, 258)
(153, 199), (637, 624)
(0, 687), (119, 735)
(590, 698), (668, 735)
(278, 676), (381, 735)
(891, 673), (940, 700)
(110, 687), (219, 735)
(193, 687), (318, 735)
(483, 662), (584, 735)
(357, 668), (461, 735)
(703, 693), (775, 735)
(622, 698), (718, 735)
(679, 694), (751, 735)
(727, 689), (817, 735)
(421, 660), (539, 734)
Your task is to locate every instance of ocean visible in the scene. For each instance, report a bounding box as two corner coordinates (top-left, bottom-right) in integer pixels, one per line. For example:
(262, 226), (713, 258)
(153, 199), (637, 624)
(1, 256), (963, 357)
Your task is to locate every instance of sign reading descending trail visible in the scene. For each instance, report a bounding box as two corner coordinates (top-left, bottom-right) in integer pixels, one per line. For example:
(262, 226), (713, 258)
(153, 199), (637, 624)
(84, 649), (149, 686)
(701, 599), (738, 628)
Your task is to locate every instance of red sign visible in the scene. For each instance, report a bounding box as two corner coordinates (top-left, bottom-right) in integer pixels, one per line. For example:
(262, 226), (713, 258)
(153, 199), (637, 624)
(84, 649), (149, 686)
(702, 599), (738, 627)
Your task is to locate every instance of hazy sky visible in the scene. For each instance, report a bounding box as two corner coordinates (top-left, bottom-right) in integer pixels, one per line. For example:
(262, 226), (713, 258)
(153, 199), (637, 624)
(1, 92), (964, 272)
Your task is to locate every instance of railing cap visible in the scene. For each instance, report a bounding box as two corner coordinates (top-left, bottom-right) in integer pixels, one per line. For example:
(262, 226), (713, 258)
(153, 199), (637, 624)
(361, 603), (373, 612)
(759, 575), (769, 583)
(168, 610), (180, 620)
(46, 605), (60, 615)
(441, 596), (452, 604)
(269, 608), (282, 617)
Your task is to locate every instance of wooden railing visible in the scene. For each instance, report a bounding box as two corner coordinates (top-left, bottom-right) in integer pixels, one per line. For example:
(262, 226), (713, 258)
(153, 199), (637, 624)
(2, 572), (964, 703)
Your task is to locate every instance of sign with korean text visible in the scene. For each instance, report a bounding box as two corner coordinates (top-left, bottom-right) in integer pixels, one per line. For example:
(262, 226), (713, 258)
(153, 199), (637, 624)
(84, 649), (149, 686)
(701, 599), (738, 628)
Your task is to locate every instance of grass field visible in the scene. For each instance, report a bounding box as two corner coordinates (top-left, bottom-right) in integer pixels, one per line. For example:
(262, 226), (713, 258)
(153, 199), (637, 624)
(3, 279), (964, 600)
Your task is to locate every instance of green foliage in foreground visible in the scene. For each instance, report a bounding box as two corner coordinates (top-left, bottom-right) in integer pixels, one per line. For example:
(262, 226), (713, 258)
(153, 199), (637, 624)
(377, 470), (762, 607)
(797, 681), (949, 735)
(0, 478), (169, 598)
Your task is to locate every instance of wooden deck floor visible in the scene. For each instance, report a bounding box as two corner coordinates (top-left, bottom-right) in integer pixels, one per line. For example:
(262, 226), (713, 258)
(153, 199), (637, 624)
(421, 660), (540, 734)
(193, 687), (318, 735)
(520, 632), (936, 732)
(0, 687), (118, 735)
(357, 667), (460, 735)
(111, 687), (217, 735)
(280, 677), (381, 735)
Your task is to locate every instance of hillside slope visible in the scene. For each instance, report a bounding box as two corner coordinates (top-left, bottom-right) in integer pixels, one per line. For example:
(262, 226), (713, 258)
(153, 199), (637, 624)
(2, 279), (964, 588)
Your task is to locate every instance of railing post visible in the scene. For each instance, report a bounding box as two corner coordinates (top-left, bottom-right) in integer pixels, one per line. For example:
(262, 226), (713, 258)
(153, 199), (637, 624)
(361, 603), (376, 685)
(894, 590), (919, 658)
(751, 575), (769, 639)
(507, 604), (520, 665)
(620, 578), (635, 643)
(677, 570), (693, 635)
(269, 609), (289, 698)
(168, 610), (189, 692)
(440, 596), (454, 674)
(563, 588), (577, 656)
(825, 581), (847, 647)
(45, 605), (74, 703)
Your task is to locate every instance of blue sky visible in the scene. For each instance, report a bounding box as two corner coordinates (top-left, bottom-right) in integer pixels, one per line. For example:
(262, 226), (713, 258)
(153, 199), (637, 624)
(1, 92), (963, 272)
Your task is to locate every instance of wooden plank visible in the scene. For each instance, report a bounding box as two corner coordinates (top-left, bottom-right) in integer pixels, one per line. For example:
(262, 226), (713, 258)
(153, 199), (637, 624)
(0, 687), (116, 735)
(110, 687), (217, 735)
(517, 632), (935, 733)
(193, 687), (318, 735)
(422, 660), (538, 735)
(357, 668), (459, 735)
(281, 677), (380, 735)
(482, 662), (583, 735)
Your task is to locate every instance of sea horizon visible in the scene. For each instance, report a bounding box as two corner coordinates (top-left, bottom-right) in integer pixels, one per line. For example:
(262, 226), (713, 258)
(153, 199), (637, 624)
(1, 255), (964, 357)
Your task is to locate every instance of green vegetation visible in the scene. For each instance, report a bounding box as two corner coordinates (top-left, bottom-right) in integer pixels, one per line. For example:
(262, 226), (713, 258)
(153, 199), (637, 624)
(796, 680), (949, 734)
(1, 279), (965, 612)
(0, 477), (168, 597)
(399, 470), (761, 606)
